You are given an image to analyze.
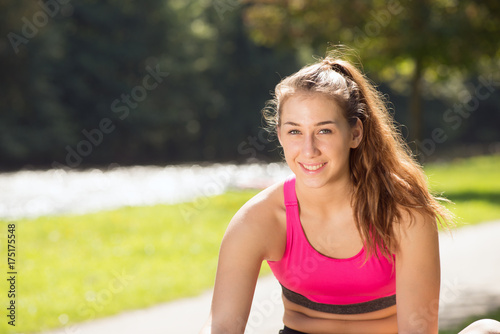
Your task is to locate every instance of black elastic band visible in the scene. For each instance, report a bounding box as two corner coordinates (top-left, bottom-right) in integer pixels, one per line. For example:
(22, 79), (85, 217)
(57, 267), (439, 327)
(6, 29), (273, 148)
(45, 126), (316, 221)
(282, 285), (396, 314)
(279, 326), (308, 334)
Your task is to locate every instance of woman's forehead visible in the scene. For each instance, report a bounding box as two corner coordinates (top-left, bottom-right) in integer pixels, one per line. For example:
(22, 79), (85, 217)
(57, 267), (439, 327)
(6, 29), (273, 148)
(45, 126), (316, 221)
(280, 93), (345, 123)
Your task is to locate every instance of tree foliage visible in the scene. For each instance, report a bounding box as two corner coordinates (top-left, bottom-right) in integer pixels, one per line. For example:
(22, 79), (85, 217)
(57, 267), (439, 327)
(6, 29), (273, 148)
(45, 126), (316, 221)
(243, 0), (500, 142)
(0, 0), (297, 169)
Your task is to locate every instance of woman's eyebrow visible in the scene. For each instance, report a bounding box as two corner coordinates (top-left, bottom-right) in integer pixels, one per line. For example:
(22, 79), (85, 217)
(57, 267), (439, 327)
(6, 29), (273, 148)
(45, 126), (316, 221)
(315, 120), (336, 126)
(283, 120), (336, 126)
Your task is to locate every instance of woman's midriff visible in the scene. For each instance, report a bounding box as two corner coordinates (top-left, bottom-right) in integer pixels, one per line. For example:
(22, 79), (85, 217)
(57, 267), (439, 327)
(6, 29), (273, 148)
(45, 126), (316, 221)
(283, 295), (398, 334)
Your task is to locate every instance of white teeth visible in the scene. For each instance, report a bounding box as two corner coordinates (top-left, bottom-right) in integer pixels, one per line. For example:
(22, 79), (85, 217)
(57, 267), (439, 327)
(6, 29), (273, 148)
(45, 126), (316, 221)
(302, 163), (325, 171)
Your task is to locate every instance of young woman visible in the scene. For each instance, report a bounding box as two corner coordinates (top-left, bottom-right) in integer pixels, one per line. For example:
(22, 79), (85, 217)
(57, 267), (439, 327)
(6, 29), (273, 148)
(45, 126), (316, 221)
(200, 55), (500, 333)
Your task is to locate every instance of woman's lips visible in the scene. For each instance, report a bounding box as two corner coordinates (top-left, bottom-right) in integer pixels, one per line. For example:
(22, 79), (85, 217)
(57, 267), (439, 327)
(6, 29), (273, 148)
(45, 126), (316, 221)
(300, 162), (327, 172)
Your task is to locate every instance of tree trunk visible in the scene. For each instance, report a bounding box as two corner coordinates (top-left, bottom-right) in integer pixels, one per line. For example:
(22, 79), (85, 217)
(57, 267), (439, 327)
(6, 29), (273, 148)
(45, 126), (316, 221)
(409, 56), (423, 144)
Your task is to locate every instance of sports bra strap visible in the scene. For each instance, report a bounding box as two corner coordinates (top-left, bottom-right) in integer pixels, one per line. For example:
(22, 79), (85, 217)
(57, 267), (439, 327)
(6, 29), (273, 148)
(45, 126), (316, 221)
(284, 176), (297, 207)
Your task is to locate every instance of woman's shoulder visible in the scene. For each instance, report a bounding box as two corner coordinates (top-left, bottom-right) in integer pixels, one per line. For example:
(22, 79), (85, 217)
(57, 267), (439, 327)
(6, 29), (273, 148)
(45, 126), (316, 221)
(393, 206), (439, 254)
(222, 180), (287, 260)
(233, 179), (286, 227)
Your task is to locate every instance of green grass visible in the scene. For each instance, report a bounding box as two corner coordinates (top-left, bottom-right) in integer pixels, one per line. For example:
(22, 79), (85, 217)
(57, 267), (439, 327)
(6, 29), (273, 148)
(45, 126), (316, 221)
(424, 155), (500, 226)
(0, 190), (261, 334)
(0, 155), (499, 333)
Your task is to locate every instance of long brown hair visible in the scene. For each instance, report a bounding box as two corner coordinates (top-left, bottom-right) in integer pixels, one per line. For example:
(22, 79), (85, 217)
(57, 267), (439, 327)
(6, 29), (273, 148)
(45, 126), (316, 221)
(263, 52), (453, 259)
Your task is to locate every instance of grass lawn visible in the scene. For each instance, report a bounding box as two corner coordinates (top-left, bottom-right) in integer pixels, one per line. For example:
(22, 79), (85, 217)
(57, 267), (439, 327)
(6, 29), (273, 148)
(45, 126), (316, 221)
(424, 155), (500, 227)
(0, 190), (261, 333)
(0, 155), (499, 333)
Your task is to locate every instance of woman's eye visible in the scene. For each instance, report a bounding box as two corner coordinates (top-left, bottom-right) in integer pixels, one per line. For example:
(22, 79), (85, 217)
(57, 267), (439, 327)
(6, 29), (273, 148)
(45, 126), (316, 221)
(319, 129), (332, 134)
(288, 129), (300, 135)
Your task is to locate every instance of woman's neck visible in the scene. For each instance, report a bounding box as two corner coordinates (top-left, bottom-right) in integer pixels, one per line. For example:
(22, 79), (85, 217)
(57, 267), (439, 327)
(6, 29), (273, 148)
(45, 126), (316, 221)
(294, 176), (354, 218)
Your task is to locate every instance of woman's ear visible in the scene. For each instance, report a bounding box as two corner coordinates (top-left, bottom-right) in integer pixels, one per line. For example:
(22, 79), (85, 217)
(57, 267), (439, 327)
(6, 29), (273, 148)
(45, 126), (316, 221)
(277, 125), (282, 145)
(350, 118), (363, 149)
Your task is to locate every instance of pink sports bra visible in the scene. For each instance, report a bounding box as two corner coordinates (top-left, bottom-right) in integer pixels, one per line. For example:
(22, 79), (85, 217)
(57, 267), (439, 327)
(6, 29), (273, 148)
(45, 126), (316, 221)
(267, 176), (396, 314)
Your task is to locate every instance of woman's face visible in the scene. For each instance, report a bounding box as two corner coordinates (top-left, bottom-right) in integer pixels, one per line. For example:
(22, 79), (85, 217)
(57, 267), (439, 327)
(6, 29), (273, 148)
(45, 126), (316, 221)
(278, 92), (362, 189)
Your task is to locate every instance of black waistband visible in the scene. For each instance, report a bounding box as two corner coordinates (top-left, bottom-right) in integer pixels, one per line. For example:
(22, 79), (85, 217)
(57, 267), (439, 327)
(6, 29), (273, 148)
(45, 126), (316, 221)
(279, 326), (308, 334)
(282, 285), (396, 314)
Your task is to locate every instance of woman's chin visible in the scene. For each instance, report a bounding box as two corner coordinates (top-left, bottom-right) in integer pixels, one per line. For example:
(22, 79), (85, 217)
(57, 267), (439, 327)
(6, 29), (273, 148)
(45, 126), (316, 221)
(296, 175), (328, 189)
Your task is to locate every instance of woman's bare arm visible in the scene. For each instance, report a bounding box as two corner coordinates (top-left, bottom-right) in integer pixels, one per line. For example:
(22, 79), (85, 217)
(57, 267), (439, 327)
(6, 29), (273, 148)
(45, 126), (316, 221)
(200, 188), (282, 334)
(395, 210), (441, 334)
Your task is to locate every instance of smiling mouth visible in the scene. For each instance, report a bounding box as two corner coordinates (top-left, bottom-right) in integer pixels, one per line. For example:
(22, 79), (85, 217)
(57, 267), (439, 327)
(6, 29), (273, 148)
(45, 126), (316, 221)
(301, 163), (326, 171)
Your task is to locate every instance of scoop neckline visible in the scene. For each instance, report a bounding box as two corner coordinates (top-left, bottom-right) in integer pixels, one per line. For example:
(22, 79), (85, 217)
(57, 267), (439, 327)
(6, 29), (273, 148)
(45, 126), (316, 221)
(296, 212), (366, 261)
(290, 178), (365, 261)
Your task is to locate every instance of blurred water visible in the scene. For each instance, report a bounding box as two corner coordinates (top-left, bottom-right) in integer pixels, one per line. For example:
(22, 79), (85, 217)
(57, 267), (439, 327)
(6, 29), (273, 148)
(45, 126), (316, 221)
(0, 163), (292, 220)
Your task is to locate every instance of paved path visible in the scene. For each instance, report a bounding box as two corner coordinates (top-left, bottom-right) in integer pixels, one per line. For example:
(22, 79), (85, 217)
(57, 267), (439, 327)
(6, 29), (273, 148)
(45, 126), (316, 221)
(40, 220), (500, 334)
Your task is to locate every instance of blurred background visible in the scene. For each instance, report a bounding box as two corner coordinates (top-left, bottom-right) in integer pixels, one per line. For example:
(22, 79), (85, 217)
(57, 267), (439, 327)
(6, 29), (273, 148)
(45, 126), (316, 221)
(1, 0), (499, 170)
(1, 1), (500, 333)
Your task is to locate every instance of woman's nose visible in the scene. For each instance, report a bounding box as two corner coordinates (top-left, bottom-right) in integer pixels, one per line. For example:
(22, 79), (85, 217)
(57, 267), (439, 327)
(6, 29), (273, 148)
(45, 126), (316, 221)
(302, 134), (320, 158)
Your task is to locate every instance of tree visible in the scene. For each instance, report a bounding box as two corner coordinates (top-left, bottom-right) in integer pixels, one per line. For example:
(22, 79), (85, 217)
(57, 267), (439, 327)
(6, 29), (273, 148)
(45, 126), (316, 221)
(243, 0), (500, 143)
(0, 0), (176, 169)
(0, 0), (76, 166)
